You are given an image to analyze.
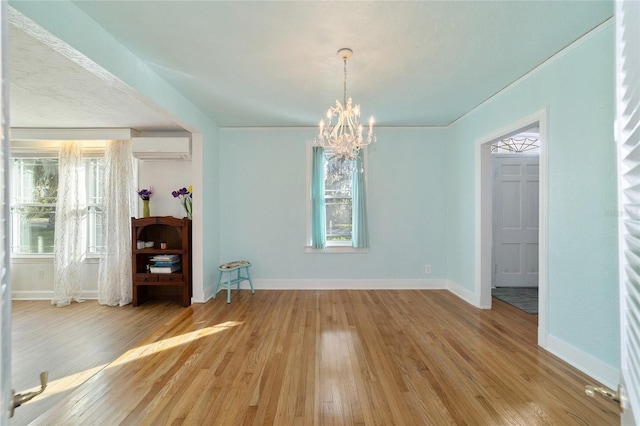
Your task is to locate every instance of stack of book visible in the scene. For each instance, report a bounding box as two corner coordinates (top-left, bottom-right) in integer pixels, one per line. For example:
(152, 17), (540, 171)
(149, 254), (181, 273)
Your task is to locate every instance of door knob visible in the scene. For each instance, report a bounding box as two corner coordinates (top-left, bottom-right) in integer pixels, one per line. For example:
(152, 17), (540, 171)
(10, 371), (48, 417)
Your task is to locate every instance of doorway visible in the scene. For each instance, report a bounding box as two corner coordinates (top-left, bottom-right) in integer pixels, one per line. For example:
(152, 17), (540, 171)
(476, 109), (548, 346)
(491, 133), (540, 314)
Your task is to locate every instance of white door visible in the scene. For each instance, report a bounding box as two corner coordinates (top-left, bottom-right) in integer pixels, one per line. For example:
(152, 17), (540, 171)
(492, 154), (539, 287)
(0, 2), (10, 423)
(616, 0), (640, 423)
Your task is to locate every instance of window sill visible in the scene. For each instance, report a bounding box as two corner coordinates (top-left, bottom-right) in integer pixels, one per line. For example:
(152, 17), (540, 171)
(305, 246), (369, 254)
(11, 255), (101, 264)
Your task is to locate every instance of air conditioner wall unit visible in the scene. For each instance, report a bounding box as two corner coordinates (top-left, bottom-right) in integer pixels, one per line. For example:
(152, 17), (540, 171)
(132, 137), (191, 160)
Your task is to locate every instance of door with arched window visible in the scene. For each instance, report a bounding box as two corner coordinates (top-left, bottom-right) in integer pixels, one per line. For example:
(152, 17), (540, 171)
(491, 134), (540, 288)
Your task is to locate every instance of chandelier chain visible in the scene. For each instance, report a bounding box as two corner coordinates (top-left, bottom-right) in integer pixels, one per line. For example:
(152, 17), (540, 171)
(343, 57), (348, 107)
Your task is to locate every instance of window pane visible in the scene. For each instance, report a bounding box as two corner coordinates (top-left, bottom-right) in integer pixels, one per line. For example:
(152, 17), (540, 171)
(11, 206), (55, 253)
(87, 205), (104, 254)
(324, 154), (352, 196)
(87, 158), (104, 205)
(12, 158), (58, 204)
(326, 198), (352, 241)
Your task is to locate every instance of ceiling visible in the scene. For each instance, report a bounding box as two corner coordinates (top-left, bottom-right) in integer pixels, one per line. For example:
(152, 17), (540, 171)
(8, 1), (613, 131)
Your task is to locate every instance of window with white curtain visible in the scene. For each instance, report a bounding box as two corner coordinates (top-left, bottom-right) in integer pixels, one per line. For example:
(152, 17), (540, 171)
(10, 157), (105, 255)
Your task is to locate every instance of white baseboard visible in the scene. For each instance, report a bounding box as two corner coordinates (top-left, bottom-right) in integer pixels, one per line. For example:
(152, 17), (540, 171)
(191, 279), (448, 304)
(252, 279), (448, 290)
(195, 287), (215, 303)
(545, 334), (619, 390)
(12, 290), (98, 300)
(445, 279), (481, 307)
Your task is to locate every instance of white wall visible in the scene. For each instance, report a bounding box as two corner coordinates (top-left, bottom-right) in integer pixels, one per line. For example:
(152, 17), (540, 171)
(11, 258), (99, 300)
(136, 159), (193, 219)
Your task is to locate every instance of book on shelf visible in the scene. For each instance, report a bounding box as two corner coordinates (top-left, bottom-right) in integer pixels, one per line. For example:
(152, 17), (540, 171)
(152, 261), (180, 267)
(150, 254), (180, 262)
(150, 265), (181, 273)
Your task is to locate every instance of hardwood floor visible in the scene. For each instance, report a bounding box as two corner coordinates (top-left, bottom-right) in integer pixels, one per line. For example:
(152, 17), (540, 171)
(10, 299), (184, 425)
(19, 290), (618, 425)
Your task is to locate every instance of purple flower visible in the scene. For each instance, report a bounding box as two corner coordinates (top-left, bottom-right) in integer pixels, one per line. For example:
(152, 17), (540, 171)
(173, 187), (190, 198)
(137, 188), (152, 200)
(172, 186), (192, 219)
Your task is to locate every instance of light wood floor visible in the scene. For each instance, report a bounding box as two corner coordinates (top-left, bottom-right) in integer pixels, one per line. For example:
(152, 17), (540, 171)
(10, 299), (184, 425)
(18, 290), (618, 425)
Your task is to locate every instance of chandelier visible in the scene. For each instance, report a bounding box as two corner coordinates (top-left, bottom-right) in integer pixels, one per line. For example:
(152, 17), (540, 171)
(315, 48), (376, 159)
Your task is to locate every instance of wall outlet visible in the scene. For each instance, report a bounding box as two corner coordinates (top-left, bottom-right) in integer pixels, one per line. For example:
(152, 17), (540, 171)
(37, 269), (44, 279)
(425, 264), (432, 275)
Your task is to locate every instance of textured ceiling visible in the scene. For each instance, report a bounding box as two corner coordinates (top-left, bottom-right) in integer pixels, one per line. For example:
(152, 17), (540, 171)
(9, 1), (613, 130)
(8, 22), (186, 132)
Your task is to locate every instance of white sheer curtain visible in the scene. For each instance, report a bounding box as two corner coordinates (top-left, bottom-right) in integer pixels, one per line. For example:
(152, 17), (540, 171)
(51, 141), (86, 307)
(98, 140), (134, 306)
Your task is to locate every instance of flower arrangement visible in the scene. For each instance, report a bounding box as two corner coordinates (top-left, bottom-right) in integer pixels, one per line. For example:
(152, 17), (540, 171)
(172, 186), (192, 219)
(137, 188), (152, 200)
(137, 188), (153, 217)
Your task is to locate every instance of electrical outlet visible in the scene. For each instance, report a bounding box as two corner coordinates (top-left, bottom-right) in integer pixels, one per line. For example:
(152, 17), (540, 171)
(425, 264), (432, 275)
(37, 269), (44, 279)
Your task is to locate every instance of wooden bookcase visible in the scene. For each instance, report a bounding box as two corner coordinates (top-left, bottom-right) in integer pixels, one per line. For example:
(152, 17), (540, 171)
(131, 216), (192, 307)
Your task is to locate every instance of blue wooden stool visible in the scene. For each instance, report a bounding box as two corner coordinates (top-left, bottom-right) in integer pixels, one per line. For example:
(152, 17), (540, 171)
(214, 260), (255, 303)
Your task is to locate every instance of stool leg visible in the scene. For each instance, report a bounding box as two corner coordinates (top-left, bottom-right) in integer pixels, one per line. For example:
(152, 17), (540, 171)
(226, 271), (232, 304)
(246, 267), (255, 294)
(213, 270), (223, 299)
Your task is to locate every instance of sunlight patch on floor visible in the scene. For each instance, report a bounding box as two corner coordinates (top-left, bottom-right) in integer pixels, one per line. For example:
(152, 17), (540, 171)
(108, 321), (244, 367)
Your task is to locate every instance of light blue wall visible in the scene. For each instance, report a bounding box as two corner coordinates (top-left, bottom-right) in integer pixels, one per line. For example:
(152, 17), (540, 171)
(219, 127), (448, 281)
(11, 1), (222, 296)
(446, 22), (618, 368)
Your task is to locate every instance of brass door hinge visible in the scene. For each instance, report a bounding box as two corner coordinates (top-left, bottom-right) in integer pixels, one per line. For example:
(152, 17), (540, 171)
(585, 384), (620, 404)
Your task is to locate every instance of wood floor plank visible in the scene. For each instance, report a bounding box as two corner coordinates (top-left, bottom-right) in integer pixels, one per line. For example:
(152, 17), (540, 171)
(23, 290), (619, 425)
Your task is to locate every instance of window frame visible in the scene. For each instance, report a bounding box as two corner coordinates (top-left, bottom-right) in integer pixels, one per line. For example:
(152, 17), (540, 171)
(305, 142), (369, 253)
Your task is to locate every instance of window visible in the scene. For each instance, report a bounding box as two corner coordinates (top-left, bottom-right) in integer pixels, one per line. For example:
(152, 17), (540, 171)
(11, 157), (105, 255)
(490, 135), (540, 153)
(307, 145), (369, 251)
(324, 153), (353, 245)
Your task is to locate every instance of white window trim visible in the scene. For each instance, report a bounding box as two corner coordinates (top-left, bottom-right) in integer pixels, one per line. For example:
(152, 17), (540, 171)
(304, 246), (369, 254)
(304, 141), (369, 254)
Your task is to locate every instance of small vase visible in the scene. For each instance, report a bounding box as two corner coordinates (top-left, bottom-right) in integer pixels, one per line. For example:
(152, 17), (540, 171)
(143, 199), (150, 218)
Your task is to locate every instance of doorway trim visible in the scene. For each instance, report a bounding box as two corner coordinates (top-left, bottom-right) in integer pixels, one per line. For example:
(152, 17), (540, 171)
(475, 108), (548, 347)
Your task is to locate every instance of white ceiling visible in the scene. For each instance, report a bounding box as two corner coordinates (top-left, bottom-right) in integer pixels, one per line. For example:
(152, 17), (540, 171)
(8, 1), (613, 131)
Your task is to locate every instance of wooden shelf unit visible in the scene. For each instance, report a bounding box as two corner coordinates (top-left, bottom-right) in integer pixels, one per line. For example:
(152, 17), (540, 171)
(131, 216), (192, 307)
